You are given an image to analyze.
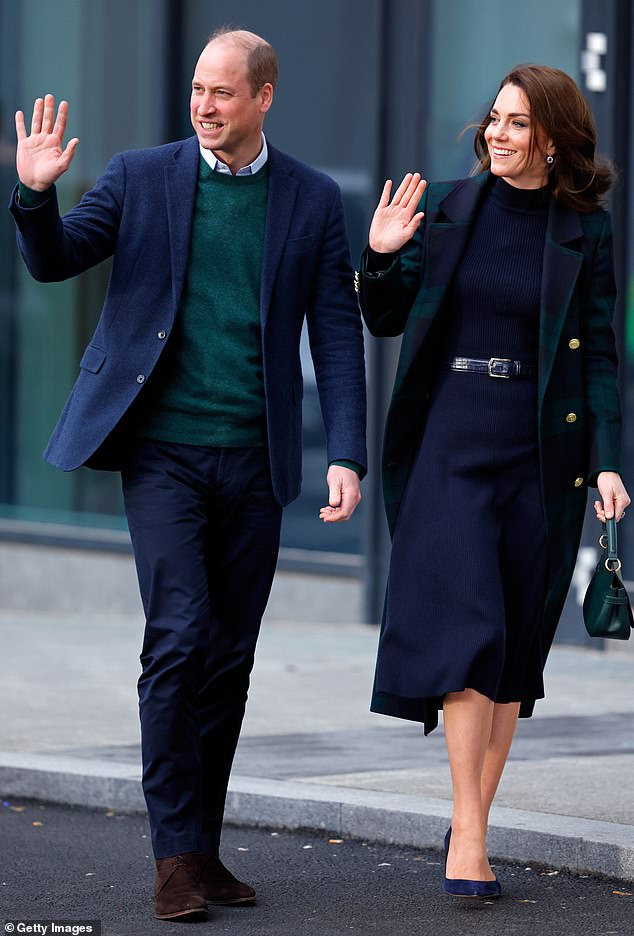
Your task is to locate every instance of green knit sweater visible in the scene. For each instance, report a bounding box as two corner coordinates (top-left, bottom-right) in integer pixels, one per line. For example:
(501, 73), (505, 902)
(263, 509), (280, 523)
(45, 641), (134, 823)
(130, 159), (269, 445)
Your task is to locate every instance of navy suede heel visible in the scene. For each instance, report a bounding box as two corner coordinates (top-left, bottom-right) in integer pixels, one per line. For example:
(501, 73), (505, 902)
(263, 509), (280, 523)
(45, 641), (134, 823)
(443, 827), (502, 898)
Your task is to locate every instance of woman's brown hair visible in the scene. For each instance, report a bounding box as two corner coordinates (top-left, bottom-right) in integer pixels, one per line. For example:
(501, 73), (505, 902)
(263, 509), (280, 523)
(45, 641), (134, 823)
(473, 64), (615, 212)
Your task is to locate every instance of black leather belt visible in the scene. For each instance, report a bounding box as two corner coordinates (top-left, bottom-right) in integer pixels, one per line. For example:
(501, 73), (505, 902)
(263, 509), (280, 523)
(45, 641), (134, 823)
(446, 356), (537, 378)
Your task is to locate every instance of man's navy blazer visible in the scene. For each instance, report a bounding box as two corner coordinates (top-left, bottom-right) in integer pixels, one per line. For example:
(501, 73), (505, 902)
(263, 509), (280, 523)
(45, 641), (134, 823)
(10, 137), (367, 506)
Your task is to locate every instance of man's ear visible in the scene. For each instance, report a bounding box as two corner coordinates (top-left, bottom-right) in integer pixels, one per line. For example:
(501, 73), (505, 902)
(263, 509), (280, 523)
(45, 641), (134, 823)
(258, 83), (274, 114)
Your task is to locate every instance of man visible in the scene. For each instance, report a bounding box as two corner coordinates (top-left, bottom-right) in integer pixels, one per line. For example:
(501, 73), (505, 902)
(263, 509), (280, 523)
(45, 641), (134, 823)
(11, 27), (366, 923)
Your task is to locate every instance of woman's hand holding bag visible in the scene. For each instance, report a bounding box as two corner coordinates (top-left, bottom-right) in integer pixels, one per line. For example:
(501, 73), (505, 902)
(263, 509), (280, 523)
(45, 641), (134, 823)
(583, 517), (633, 640)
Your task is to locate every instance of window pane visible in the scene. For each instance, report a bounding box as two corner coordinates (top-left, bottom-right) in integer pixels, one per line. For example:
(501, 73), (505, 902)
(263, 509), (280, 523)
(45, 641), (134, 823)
(426, 0), (581, 180)
(1, 0), (166, 528)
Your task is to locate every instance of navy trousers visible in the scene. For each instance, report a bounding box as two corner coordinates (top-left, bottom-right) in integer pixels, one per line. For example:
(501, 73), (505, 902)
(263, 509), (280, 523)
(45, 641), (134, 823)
(121, 440), (282, 859)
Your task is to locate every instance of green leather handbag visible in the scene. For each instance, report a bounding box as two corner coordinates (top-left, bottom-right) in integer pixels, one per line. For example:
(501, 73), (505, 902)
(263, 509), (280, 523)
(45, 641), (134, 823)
(583, 518), (633, 640)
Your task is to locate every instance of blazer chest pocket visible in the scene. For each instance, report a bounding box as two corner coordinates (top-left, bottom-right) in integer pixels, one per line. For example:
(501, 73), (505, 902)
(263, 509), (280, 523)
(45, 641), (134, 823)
(79, 343), (107, 374)
(284, 234), (319, 255)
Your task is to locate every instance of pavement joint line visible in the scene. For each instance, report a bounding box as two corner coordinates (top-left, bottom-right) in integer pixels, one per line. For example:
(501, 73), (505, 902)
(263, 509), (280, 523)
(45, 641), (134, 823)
(0, 752), (633, 882)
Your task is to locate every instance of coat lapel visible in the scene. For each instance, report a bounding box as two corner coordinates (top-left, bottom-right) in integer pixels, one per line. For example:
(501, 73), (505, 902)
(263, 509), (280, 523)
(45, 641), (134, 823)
(164, 136), (200, 313)
(400, 175), (489, 381)
(424, 174), (490, 296)
(538, 198), (584, 400)
(260, 145), (299, 328)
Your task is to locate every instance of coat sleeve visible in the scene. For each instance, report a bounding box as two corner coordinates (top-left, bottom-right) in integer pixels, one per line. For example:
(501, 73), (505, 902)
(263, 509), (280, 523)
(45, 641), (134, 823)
(581, 211), (623, 484)
(305, 185), (368, 474)
(9, 153), (125, 282)
(357, 187), (428, 337)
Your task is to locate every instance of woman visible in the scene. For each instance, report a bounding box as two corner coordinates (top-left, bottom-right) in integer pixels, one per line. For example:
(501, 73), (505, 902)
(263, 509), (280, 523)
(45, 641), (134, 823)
(357, 65), (630, 898)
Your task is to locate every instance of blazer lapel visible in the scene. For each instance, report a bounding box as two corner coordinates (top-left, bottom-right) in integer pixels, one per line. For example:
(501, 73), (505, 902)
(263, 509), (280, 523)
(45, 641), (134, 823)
(538, 198), (584, 401)
(164, 136), (200, 313)
(260, 146), (299, 328)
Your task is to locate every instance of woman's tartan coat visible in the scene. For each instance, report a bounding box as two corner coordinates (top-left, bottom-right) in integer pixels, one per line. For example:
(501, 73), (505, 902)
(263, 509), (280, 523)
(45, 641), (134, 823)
(358, 172), (622, 690)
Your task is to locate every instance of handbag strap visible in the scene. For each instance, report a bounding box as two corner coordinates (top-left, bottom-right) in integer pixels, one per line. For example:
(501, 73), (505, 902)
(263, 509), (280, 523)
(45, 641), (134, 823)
(603, 518), (621, 572)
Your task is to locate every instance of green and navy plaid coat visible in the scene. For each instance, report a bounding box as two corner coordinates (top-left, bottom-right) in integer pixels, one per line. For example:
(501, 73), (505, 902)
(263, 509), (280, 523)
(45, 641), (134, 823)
(358, 172), (622, 663)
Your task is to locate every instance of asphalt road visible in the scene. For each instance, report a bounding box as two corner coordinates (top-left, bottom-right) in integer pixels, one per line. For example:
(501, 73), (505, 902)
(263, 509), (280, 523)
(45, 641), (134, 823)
(1, 801), (632, 936)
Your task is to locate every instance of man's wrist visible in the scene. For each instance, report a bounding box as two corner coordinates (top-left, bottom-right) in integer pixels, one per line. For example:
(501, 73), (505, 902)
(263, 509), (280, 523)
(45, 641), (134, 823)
(329, 460), (363, 477)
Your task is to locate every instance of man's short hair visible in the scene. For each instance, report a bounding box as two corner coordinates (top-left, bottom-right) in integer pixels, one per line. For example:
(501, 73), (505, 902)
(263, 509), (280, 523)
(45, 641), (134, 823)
(207, 26), (278, 95)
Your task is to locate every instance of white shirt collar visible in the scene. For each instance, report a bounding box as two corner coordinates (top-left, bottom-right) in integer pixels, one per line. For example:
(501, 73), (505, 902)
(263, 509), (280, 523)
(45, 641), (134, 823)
(199, 133), (268, 176)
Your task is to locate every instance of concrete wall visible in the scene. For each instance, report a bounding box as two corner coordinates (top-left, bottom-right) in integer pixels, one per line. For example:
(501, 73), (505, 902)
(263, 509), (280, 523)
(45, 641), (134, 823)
(0, 542), (363, 625)
(1, 541), (631, 655)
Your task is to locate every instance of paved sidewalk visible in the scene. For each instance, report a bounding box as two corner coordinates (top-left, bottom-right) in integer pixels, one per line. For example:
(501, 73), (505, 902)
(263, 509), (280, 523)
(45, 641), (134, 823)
(1, 604), (633, 880)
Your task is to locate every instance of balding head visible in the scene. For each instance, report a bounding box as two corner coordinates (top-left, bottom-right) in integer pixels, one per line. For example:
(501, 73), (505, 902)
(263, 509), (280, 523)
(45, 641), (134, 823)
(206, 26), (278, 96)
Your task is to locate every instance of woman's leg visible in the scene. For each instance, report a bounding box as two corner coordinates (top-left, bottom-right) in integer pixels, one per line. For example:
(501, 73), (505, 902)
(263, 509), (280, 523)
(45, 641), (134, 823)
(443, 688), (496, 881)
(481, 701), (520, 826)
(444, 691), (521, 880)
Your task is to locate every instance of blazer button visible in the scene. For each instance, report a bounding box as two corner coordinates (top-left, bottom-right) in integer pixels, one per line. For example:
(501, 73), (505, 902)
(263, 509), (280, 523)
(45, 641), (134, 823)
(574, 476), (584, 488)
(568, 338), (580, 350)
(137, 374), (145, 384)
(158, 330), (167, 340)
(565, 413), (577, 423)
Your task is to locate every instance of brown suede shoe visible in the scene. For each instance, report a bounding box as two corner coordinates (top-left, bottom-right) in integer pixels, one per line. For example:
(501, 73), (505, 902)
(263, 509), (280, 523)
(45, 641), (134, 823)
(196, 855), (257, 906)
(154, 853), (208, 921)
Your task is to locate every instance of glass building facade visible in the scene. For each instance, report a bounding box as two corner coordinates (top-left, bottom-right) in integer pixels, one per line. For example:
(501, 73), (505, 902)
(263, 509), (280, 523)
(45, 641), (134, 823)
(1, 0), (633, 635)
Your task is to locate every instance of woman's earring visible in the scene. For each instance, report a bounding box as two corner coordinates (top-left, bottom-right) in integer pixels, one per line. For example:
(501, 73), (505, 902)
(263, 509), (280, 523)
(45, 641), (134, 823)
(546, 155), (555, 165)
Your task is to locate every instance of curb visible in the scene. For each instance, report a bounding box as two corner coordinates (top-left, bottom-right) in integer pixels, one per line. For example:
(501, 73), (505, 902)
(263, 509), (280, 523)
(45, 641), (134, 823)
(1, 752), (633, 882)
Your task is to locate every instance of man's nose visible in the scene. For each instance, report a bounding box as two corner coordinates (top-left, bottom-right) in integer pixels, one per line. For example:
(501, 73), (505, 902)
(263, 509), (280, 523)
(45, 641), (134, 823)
(198, 93), (216, 114)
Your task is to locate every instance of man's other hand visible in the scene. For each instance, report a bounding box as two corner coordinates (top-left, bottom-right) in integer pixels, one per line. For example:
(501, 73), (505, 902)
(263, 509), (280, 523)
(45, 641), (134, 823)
(319, 466), (361, 523)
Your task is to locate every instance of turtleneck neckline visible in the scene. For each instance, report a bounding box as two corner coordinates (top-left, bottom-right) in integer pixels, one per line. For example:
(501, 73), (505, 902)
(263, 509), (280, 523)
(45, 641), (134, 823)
(490, 176), (550, 213)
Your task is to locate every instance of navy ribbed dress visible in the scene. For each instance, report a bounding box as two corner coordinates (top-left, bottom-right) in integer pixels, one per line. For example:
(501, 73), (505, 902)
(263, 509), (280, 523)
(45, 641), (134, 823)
(372, 178), (552, 734)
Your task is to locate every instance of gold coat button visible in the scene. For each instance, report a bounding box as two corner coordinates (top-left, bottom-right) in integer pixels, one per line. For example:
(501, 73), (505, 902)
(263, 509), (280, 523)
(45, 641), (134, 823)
(565, 413), (577, 423)
(574, 477), (584, 488)
(568, 338), (580, 349)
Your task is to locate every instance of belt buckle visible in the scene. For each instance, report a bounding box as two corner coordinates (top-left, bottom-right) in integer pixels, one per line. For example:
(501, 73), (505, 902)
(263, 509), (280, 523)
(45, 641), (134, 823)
(488, 357), (512, 378)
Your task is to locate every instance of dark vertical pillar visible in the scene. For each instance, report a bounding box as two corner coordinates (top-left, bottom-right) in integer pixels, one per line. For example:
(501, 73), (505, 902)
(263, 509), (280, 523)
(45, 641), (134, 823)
(555, 0), (632, 644)
(162, 0), (186, 144)
(580, 1), (630, 338)
(0, 0), (22, 505)
(609, 0), (634, 578)
(608, 1), (634, 576)
(362, 0), (433, 624)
